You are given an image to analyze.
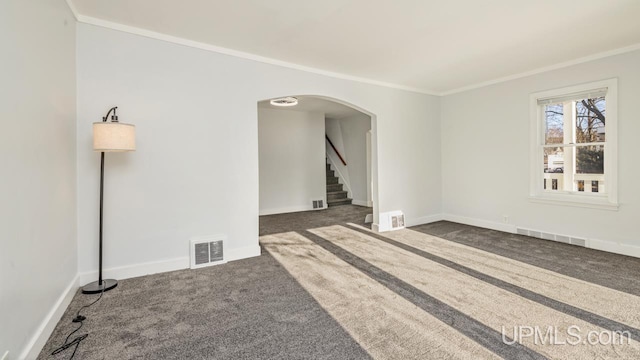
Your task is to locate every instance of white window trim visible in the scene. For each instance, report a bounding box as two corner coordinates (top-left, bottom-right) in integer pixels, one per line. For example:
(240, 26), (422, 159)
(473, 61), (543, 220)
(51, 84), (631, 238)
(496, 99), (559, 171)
(529, 78), (618, 210)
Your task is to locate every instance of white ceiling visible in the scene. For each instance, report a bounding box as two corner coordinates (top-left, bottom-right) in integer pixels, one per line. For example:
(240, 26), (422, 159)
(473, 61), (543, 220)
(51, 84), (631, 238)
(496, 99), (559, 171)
(71, 0), (640, 94)
(258, 96), (364, 119)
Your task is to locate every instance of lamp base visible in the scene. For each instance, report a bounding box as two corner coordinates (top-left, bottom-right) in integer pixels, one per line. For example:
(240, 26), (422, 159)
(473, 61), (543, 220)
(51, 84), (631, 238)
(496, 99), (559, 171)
(82, 279), (118, 294)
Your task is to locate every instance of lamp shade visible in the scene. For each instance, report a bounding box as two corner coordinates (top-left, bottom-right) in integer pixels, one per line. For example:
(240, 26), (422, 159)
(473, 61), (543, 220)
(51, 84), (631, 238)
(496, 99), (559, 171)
(93, 122), (136, 152)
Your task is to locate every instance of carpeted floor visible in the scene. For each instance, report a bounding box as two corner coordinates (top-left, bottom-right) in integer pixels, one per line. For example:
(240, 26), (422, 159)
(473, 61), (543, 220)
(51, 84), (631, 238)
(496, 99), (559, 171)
(39, 205), (640, 359)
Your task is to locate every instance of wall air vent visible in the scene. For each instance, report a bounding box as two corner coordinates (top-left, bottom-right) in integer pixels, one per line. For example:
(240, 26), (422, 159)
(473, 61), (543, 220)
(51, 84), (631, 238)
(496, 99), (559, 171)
(312, 200), (324, 209)
(391, 214), (405, 229)
(379, 210), (405, 231)
(516, 228), (586, 248)
(190, 235), (227, 269)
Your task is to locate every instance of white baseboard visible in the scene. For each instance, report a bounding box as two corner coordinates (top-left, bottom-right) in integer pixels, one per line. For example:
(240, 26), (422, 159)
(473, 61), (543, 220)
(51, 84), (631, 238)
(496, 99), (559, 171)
(259, 205), (325, 216)
(406, 214), (443, 227)
(351, 200), (373, 207)
(587, 238), (640, 259)
(442, 213), (640, 260)
(79, 257), (190, 285)
(442, 214), (517, 234)
(78, 244), (263, 285)
(21, 274), (79, 360)
(376, 213), (443, 232)
(226, 245), (262, 261)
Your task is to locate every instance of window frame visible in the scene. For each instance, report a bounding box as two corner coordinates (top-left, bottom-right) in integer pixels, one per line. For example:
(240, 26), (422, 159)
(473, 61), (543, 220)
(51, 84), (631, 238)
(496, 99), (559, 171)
(529, 78), (618, 210)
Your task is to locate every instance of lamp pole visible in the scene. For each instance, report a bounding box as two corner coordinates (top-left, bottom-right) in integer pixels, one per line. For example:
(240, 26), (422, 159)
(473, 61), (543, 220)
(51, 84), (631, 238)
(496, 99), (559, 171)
(99, 150), (104, 285)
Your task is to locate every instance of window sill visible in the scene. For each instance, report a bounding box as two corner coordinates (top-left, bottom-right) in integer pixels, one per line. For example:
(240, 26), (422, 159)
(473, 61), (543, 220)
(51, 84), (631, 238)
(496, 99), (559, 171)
(528, 194), (619, 211)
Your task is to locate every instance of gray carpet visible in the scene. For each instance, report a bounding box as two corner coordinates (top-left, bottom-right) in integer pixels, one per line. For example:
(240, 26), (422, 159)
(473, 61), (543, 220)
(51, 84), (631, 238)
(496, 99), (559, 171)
(39, 206), (640, 359)
(261, 221), (640, 359)
(411, 221), (640, 296)
(258, 204), (372, 236)
(38, 233), (371, 359)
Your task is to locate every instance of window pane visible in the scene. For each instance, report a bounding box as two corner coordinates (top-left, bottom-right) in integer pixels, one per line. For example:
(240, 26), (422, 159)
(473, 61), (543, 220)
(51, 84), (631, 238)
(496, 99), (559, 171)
(543, 172), (563, 192)
(575, 97), (605, 143)
(544, 103), (564, 144)
(543, 146), (564, 191)
(543, 146), (564, 173)
(576, 145), (604, 174)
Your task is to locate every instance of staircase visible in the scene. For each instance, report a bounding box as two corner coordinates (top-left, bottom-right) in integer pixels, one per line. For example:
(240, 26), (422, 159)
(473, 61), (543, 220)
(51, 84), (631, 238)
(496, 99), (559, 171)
(326, 163), (352, 207)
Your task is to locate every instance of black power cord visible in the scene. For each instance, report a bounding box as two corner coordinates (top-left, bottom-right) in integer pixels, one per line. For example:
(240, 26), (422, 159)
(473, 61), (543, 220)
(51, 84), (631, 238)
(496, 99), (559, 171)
(51, 281), (106, 359)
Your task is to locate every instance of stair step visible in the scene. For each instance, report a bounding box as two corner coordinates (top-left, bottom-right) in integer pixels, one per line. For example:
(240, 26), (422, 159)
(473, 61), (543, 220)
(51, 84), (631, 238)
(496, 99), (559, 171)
(326, 183), (343, 192)
(326, 177), (339, 185)
(327, 198), (352, 207)
(326, 170), (335, 177)
(327, 191), (348, 200)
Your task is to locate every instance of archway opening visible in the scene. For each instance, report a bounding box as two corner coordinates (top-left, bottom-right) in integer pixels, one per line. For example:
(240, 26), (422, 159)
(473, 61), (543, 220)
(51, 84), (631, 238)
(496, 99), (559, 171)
(257, 95), (379, 227)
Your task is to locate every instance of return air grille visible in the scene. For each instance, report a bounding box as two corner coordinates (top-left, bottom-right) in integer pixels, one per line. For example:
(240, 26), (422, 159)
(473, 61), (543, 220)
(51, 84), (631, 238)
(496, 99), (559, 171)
(391, 214), (405, 229)
(194, 243), (210, 265)
(516, 228), (586, 248)
(380, 211), (406, 231)
(190, 235), (227, 269)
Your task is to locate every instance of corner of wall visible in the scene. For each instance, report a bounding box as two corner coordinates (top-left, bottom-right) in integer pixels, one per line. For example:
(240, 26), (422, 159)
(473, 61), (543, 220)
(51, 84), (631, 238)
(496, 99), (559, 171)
(21, 274), (79, 360)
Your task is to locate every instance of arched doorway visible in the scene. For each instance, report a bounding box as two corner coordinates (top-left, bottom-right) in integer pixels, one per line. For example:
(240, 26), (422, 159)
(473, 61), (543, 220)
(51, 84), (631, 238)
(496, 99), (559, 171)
(257, 95), (379, 226)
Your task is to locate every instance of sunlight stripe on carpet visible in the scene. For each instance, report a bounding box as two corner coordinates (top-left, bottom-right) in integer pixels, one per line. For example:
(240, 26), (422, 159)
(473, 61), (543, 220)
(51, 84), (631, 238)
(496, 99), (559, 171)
(310, 225), (640, 359)
(260, 232), (500, 360)
(342, 224), (640, 342)
(297, 230), (543, 359)
(350, 224), (640, 330)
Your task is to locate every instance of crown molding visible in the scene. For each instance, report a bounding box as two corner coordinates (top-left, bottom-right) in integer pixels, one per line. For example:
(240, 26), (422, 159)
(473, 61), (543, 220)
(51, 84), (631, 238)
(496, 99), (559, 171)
(440, 43), (640, 96)
(72, 13), (438, 96)
(65, 0), (640, 98)
(64, 0), (79, 20)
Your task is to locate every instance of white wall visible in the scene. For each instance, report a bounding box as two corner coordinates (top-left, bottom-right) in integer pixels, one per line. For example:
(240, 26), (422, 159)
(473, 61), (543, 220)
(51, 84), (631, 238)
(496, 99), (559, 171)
(76, 23), (441, 277)
(0, 1), (77, 358)
(441, 49), (640, 254)
(259, 108), (325, 215)
(326, 114), (372, 205)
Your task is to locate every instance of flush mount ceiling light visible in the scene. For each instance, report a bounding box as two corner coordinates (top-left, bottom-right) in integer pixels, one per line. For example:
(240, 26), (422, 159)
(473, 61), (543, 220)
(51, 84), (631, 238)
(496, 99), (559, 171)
(270, 96), (298, 107)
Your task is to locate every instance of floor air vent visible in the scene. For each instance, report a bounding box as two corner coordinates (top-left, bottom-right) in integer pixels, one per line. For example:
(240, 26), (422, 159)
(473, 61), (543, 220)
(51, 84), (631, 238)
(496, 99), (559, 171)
(190, 235), (227, 269)
(516, 228), (586, 248)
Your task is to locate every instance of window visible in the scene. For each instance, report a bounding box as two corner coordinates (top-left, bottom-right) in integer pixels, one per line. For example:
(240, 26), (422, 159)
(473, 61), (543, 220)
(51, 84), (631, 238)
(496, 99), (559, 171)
(529, 79), (618, 210)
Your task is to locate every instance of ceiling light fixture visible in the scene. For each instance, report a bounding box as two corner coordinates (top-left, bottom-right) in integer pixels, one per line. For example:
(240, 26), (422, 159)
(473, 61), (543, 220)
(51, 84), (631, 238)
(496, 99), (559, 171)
(270, 96), (298, 107)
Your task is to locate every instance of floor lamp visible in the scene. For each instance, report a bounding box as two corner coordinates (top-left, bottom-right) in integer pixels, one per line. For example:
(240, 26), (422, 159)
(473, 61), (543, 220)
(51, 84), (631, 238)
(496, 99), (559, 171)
(82, 106), (136, 294)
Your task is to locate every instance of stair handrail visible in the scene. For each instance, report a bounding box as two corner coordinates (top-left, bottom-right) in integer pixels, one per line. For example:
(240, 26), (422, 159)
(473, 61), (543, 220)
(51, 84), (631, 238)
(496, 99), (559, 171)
(325, 135), (347, 166)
